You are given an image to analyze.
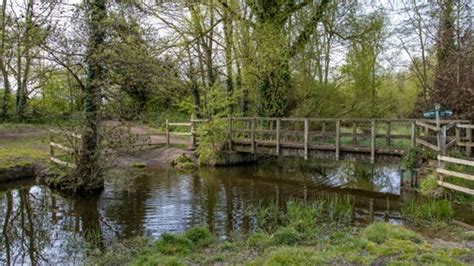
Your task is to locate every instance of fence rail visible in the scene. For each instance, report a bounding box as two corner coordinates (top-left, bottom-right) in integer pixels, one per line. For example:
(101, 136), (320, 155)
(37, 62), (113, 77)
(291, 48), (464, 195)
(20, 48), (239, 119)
(49, 129), (79, 169)
(437, 155), (474, 195)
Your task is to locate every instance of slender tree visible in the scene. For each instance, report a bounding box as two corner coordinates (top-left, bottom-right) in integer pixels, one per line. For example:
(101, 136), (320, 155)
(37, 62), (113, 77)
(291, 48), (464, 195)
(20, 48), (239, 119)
(74, 0), (107, 191)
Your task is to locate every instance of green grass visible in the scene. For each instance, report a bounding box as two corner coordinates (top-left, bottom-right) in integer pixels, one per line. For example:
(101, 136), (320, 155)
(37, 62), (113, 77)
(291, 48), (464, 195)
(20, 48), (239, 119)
(402, 199), (454, 225)
(0, 132), (49, 169)
(88, 199), (473, 265)
(89, 222), (472, 266)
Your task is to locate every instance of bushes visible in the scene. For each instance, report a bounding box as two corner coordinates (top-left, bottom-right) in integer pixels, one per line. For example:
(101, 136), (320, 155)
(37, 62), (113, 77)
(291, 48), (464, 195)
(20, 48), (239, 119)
(196, 118), (227, 165)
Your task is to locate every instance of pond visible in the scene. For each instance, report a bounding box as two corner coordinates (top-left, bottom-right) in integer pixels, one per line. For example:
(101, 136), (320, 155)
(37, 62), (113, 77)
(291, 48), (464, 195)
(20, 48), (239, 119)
(1, 159), (403, 264)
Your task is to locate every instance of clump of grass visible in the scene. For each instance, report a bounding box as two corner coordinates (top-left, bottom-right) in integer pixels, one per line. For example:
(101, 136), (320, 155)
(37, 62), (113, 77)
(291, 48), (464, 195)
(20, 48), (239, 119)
(251, 197), (353, 235)
(271, 226), (300, 245)
(364, 222), (423, 244)
(402, 199), (454, 225)
(155, 233), (193, 255)
(420, 174), (443, 198)
(247, 232), (271, 249)
(183, 226), (214, 248)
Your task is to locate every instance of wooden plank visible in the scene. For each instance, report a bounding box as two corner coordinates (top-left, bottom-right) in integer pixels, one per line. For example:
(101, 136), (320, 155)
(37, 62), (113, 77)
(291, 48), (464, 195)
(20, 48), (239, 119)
(169, 132), (192, 136)
(50, 157), (76, 168)
(168, 122), (192, 126)
(411, 121), (416, 148)
(467, 128), (472, 156)
(445, 122), (456, 131)
(416, 121), (440, 132)
(416, 138), (441, 151)
(276, 119), (280, 156)
(457, 124), (474, 129)
(456, 127), (461, 145)
(335, 120), (340, 160)
(304, 118), (308, 160)
(50, 142), (74, 153)
(438, 155), (474, 167)
(437, 168), (474, 181)
(437, 180), (474, 195)
(446, 138), (456, 149)
(49, 129), (82, 139)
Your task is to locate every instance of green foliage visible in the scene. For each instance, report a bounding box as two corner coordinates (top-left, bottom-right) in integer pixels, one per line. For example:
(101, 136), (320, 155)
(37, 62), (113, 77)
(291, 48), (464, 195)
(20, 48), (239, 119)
(183, 226), (214, 248)
(155, 233), (193, 255)
(402, 199), (454, 225)
(271, 226), (300, 245)
(402, 148), (419, 170)
(196, 118), (227, 165)
(420, 174), (443, 198)
(247, 232), (271, 249)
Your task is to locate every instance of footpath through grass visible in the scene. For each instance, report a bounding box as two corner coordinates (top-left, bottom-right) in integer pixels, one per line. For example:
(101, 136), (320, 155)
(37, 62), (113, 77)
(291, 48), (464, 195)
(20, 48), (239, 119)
(89, 199), (473, 265)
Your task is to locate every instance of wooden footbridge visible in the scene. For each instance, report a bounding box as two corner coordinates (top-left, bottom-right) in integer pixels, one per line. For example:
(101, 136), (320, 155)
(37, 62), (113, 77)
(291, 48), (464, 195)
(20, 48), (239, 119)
(49, 116), (474, 195)
(163, 117), (472, 162)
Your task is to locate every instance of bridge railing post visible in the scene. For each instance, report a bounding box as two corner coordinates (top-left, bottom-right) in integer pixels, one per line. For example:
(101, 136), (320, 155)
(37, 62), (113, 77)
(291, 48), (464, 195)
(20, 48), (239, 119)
(335, 120), (340, 161)
(467, 128), (472, 157)
(411, 121), (416, 148)
(276, 118), (280, 156)
(251, 118), (256, 154)
(166, 119), (170, 147)
(386, 122), (391, 147)
(304, 118), (309, 160)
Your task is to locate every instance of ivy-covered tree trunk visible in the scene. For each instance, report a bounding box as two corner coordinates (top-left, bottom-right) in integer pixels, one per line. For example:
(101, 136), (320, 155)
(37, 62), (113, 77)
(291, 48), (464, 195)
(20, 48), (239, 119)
(0, 0), (10, 120)
(74, 0), (107, 192)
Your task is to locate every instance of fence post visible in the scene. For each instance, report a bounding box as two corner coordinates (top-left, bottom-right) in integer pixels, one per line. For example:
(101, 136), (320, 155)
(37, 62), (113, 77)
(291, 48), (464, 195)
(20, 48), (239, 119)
(335, 120), (340, 161)
(304, 118), (309, 160)
(371, 120), (376, 163)
(352, 122), (357, 145)
(467, 128), (472, 157)
(441, 126), (447, 155)
(251, 118), (256, 154)
(276, 118), (281, 156)
(166, 119), (170, 147)
(411, 121), (416, 148)
(386, 122), (391, 147)
(455, 126), (461, 145)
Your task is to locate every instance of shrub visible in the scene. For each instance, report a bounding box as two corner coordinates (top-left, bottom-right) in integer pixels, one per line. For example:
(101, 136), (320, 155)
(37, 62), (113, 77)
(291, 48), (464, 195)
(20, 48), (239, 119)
(184, 226), (215, 248)
(196, 118), (227, 165)
(402, 148), (419, 170)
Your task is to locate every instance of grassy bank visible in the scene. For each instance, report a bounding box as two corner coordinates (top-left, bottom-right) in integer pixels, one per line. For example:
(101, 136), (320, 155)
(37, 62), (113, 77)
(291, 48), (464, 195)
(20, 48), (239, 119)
(89, 199), (473, 265)
(0, 123), (49, 169)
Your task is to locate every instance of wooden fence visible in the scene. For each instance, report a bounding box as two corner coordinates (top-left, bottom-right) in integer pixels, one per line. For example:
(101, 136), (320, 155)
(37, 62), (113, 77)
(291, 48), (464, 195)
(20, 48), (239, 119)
(49, 129), (80, 169)
(437, 155), (474, 195)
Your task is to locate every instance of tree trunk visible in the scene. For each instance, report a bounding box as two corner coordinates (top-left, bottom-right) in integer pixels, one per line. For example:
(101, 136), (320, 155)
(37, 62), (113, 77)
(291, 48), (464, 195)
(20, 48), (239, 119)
(0, 0), (10, 119)
(74, 0), (107, 192)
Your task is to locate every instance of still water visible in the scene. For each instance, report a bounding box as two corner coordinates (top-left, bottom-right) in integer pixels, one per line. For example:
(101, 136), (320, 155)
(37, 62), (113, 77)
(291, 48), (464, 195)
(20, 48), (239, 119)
(0, 159), (401, 264)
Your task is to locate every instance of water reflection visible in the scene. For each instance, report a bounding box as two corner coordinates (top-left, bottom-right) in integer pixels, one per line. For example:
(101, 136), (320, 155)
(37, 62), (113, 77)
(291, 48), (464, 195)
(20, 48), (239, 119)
(0, 159), (402, 265)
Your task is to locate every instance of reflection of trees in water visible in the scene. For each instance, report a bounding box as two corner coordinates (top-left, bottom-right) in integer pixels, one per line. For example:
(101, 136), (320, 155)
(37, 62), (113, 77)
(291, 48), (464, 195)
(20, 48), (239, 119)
(0, 188), (50, 265)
